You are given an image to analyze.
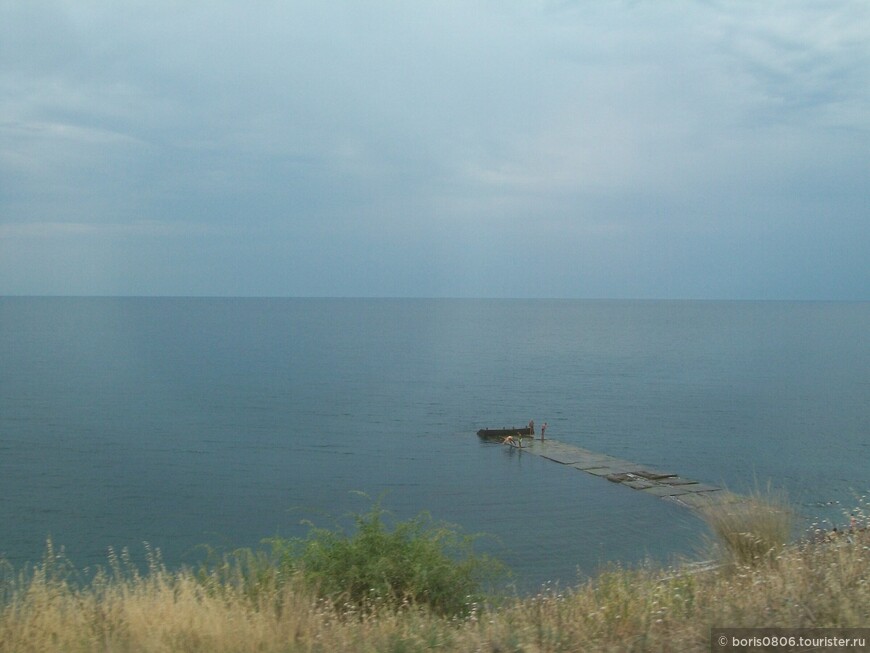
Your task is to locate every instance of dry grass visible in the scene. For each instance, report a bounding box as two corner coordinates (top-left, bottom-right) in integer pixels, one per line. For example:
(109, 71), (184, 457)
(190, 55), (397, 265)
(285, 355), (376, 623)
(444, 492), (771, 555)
(2, 509), (868, 652)
(699, 486), (794, 567)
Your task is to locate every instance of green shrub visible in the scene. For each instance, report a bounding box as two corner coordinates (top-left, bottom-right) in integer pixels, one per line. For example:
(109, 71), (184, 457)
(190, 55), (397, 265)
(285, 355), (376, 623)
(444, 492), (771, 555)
(268, 502), (504, 617)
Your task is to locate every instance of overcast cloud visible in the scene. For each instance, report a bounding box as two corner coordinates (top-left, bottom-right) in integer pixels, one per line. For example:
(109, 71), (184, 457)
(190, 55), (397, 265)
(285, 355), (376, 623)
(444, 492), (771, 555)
(1, 1), (868, 298)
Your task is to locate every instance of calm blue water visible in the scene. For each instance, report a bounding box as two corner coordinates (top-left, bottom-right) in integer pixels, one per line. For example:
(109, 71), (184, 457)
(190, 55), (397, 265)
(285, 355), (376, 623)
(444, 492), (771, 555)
(1, 298), (867, 591)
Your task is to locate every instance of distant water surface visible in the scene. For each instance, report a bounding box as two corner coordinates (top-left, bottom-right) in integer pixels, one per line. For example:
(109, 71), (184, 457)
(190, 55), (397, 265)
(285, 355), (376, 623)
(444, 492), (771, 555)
(1, 298), (867, 590)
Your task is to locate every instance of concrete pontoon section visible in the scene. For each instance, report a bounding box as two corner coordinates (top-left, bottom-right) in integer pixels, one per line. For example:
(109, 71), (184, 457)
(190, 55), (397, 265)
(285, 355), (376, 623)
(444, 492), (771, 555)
(495, 438), (741, 513)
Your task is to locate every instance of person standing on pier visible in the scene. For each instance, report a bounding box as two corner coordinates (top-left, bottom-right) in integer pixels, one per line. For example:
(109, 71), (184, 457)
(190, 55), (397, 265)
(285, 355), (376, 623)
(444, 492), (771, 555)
(541, 422), (547, 440)
(528, 419), (535, 436)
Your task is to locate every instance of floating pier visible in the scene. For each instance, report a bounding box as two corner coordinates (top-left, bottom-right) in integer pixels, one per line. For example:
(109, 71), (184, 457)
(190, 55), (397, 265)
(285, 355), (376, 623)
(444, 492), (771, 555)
(498, 438), (742, 512)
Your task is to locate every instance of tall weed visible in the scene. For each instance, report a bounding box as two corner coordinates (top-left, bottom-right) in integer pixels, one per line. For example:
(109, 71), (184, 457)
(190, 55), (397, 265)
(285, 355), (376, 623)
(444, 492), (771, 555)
(700, 485), (793, 566)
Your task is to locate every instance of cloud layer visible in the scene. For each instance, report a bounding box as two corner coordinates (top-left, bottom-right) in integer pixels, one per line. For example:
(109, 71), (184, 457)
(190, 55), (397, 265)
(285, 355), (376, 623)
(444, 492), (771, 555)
(2, 1), (868, 298)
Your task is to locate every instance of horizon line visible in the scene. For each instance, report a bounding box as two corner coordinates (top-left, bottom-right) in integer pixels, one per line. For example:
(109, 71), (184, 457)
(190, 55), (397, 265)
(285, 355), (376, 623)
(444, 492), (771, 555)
(2, 294), (867, 303)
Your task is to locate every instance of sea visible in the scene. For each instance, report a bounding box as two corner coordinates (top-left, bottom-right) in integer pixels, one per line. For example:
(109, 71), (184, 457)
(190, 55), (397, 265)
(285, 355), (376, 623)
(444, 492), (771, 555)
(1, 298), (867, 591)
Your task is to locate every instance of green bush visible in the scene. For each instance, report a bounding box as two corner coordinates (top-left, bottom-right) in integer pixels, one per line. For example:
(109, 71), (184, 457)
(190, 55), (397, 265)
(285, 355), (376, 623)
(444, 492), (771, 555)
(268, 502), (504, 617)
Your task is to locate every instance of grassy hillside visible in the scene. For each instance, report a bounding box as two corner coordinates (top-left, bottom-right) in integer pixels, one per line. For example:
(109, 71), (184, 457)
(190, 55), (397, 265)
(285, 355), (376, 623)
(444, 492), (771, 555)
(1, 499), (866, 652)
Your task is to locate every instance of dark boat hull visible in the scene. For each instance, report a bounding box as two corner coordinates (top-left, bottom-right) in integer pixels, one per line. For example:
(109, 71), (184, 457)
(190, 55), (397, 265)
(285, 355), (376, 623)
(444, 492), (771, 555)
(477, 427), (534, 439)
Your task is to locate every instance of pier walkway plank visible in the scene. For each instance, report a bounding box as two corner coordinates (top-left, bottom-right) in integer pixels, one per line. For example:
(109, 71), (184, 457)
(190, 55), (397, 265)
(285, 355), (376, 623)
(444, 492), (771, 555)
(496, 438), (740, 512)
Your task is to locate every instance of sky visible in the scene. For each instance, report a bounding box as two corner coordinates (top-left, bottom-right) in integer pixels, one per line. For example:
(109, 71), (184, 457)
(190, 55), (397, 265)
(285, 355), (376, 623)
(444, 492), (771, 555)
(1, 1), (868, 299)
